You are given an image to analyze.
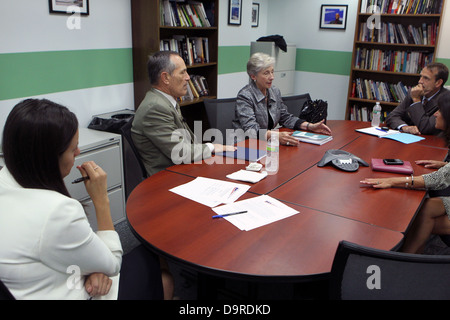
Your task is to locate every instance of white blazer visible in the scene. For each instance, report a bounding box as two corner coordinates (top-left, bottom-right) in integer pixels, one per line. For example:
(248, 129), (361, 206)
(0, 167), (123, 300)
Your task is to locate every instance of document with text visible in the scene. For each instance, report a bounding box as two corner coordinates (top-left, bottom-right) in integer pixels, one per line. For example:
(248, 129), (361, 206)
(169, 176), (250, 207)
(212, 195), (300, 231)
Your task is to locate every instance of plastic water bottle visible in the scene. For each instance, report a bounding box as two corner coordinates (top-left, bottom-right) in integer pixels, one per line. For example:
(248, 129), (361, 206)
(266, 133), (279, 174)
(371, 102), (381, 127)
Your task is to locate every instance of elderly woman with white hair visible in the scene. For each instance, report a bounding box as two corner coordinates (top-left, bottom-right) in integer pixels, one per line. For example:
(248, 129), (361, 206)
(232, 52), (331, 145)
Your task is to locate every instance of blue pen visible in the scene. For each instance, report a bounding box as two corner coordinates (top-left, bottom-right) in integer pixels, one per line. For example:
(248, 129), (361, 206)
(375, 127), (388, 132)
(212, 211), (247, 219)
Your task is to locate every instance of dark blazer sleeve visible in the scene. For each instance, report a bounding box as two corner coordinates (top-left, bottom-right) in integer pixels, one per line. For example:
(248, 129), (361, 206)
(385, 96), (412, 130)
(386, 92), (441, 135)
(407, 100), (439, 135)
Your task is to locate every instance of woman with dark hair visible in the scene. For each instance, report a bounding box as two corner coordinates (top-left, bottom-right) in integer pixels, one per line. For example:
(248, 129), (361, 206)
(361, 91), (450, 253)
(0, 99), (163, 300)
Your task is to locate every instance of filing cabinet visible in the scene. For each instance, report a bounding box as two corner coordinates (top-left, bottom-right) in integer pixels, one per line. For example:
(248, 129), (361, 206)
(65, 128), (126, 229)
(0, 128), (126, 230)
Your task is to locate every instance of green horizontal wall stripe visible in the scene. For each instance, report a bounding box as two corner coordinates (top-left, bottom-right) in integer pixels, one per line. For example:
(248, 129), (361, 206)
(436, 58), (450, 75)
(0, 48), (133, 100)
(218, 46), (250, 75)
(218, 46), (352, 76)
(296, 48), (352, 76)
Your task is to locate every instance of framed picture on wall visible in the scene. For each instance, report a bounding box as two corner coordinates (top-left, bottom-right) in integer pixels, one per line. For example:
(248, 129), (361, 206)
(228, 0), (242, 25)
(320, 5), (347, 30)
(49, 0), (89, 16)
(252, 3), (260, 27)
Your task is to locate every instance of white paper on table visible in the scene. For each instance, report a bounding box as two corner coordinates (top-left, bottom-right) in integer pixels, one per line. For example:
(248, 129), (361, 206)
(212, 195), (299, 231)
(226, 170), (268, 183)
(169, 176), (250, 207)
(355, 126), (398, 137)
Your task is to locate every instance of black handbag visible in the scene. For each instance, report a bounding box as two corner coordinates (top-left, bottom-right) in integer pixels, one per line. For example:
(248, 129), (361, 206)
(299, 99), (328, 123)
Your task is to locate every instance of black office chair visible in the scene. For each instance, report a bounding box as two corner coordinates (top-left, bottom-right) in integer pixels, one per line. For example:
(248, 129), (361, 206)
(119, 117), (148, 200)
(0, 279), (15, 300)
(203, 98), (237, 144)
(282, 93), (311, 117)
(329, 240), (450, 300)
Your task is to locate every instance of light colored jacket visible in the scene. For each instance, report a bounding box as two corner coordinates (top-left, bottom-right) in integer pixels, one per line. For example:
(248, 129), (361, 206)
(0, 167), (122, 300)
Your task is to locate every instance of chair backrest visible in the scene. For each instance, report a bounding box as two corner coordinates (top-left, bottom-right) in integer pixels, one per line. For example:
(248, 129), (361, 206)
(119, 117), (148, 200)
(203, 98), (237, 144)
(0, 279), (15, 300)
(282, 93), (311, 117)
(329, 240), (450, 300)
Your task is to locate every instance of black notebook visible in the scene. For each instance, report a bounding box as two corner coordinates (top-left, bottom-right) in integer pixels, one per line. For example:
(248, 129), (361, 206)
(216, 146), (266, 162)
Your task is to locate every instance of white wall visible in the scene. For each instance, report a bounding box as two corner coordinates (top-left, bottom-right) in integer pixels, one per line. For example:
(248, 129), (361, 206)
(218, 0), (269, 98)
(0, 0), (134, 136)
(0, 0), (132, 53)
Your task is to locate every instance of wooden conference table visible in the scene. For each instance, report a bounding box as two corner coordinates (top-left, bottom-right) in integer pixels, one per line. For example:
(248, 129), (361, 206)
(126, 120), (448, 282)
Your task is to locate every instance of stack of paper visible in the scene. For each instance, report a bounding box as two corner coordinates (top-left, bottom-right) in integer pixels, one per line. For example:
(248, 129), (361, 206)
(292, 131), (333, 145)
(226, 170), (268, 183)
(212, 195), (299, 231)
(169, 177), (250, 207)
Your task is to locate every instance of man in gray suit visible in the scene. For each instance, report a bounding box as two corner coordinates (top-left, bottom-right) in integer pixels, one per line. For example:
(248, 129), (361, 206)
(385, 62), (448, 135)
(132, 51), (235, 176)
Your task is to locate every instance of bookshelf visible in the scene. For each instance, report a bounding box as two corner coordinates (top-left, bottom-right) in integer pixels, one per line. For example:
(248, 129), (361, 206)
(130, 0), (218, 129)
(346, 0), (445, 122)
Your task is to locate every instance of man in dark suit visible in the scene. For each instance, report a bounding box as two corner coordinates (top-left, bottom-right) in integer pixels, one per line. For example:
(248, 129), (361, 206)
(385, 62), (449, 135)
(132, 51), (235, 177)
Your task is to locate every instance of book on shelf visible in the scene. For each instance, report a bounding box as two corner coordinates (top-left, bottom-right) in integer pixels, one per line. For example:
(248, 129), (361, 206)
(292, 131), (333, 145)
(350, 104), (391, 122)
(161, 0), (212, 27)
(354, 47), (433, 74)
(361, 0), (443, 14)
(352, 78), (410, 102)
(160, 35), (210, 65)
(359, 21), (438, 45)
(179, 74), (210, 102)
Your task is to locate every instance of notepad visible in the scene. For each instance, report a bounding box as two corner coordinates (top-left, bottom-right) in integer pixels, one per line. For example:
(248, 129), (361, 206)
(215, 146), (266, 162)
